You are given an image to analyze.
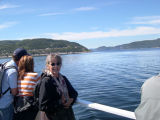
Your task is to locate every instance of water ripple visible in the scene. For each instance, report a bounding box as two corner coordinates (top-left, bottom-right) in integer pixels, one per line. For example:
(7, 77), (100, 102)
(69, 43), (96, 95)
(1, 49), (160, 120)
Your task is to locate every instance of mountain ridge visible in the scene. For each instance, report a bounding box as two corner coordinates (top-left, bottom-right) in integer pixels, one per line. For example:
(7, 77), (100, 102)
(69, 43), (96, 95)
(94, 38), (160, 51)
(0, 38), (89, 57)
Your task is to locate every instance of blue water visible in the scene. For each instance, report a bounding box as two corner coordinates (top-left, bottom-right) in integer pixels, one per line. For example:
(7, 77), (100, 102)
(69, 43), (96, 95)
(1, 48), (160, 120)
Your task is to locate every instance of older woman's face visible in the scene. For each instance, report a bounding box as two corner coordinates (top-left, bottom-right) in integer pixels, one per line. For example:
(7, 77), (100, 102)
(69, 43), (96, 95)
(49, 57), (61, 77)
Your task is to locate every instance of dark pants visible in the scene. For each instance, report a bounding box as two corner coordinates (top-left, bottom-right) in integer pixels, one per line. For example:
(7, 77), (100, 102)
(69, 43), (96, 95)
(41, 107), (76, 120)
(13, 106), (38, 120)
(13, 96), (38, 120)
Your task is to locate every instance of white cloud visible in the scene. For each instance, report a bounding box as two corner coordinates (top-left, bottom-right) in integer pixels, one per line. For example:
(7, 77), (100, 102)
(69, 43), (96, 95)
(74, 7), (96, 11)
(0, 22), (18, 29)
(39, 12), (64, 16)
(0, 4), (19, 10)
(129, 16), (160, 25)
(44, 27), (160, 40)
(39, 6), (96, 16)
(18, 35), (46, 40)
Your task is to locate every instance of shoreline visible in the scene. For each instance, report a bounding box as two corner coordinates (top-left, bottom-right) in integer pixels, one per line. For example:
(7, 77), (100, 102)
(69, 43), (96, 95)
(0, 51), (90, 59)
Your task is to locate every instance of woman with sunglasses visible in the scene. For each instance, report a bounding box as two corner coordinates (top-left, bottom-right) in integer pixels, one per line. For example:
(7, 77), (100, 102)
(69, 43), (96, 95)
(38, 53), (78, 120)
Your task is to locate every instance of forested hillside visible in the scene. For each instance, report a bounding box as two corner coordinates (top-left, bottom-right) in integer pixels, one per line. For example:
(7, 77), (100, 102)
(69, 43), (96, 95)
(0, 38), (89, 57)
(94, 38), (160, 51)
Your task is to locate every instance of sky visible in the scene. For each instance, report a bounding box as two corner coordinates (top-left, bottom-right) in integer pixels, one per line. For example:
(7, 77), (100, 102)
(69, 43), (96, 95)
(0, 0), (160, 49)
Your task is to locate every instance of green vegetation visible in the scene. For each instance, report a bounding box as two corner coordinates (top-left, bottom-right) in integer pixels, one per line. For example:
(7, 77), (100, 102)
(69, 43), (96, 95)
(0, 38), (89, 57)
(115, 38), (160, 49)
(94, 38), (160, 51)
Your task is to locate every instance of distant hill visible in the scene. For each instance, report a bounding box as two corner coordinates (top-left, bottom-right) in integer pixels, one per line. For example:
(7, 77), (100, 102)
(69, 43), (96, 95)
(94, 38), (160, 51)
(0, 38), (89, 57)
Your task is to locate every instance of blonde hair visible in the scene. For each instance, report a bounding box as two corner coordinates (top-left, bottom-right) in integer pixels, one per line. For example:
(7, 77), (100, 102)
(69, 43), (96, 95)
(18, 55), (34, 79)
(45, 53), (62, 70)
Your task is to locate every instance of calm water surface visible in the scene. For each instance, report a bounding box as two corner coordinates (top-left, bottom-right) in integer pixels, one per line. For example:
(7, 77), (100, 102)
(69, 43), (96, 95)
(1, 49), (160, 120)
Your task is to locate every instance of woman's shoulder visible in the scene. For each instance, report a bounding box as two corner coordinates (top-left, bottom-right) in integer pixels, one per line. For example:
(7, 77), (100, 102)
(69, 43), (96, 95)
(60, 73), (67, 79)
(25, 72), (38, 76)
(41, 72), (52, 82)
(60, 74), (70, 84)
(25, 72), (40, 78)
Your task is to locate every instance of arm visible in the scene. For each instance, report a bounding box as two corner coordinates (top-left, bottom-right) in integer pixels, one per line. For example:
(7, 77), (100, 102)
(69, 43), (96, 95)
(11, 88), (18, 96)
(8, 70), (18, 96)
(63, 76), (78, 105)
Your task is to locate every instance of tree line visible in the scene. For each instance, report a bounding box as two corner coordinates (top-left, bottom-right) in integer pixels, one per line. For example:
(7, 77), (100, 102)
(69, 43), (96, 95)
(0, 38), (89, 57)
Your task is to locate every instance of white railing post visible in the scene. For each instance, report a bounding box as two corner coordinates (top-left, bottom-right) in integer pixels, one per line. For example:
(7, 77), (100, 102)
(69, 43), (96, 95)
(76, 98), (136, 119)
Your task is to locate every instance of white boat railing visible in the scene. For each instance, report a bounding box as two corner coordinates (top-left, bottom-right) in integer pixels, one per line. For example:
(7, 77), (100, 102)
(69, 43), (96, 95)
(76, 98), (136, 120)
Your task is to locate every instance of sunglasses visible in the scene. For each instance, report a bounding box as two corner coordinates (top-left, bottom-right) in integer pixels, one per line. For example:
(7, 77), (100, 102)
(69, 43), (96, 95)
(50, 62), (61, 66)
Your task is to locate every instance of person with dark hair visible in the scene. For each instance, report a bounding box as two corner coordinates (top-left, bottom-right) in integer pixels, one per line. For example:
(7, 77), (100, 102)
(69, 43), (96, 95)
(39, 53), (78, 120)
(13, 55), (40, 120)
(0, 48), (29, 120)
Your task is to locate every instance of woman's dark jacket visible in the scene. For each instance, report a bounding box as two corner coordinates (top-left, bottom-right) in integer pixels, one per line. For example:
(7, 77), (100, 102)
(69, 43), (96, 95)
(38, 72), (78, 114)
